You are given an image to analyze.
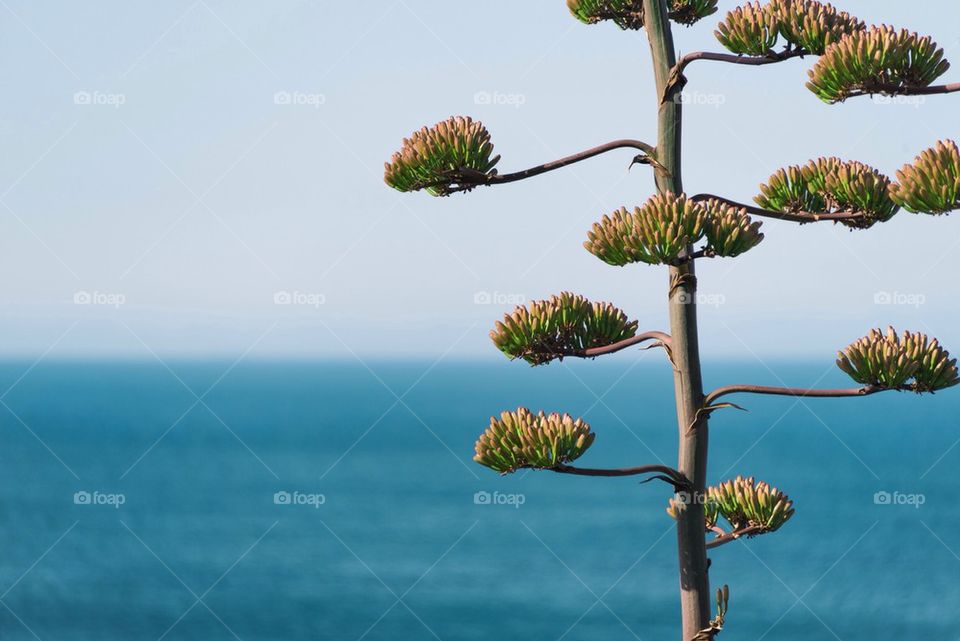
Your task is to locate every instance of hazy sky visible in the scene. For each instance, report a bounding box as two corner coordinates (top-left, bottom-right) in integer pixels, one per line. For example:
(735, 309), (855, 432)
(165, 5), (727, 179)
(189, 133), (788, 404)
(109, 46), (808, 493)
(0, 1), (958, 360)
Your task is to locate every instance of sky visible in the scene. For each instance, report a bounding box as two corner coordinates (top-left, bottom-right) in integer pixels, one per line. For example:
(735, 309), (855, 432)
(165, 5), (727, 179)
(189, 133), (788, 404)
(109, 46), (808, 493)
(0, 0), (958, 361)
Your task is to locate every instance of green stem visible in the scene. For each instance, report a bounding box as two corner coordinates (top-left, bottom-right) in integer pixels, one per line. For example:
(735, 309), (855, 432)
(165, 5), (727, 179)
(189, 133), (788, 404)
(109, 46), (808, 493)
(641, 1), (711, 638)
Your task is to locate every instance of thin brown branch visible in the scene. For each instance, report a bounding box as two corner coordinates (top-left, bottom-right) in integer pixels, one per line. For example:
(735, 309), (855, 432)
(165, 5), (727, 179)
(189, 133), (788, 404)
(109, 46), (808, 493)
(705, 525), (764, 550)
(676, 48), (810, 76)
(572, 331), (673, 358)
(553, 463), (691, 489)
(844, 82), (960, 99)
(446, 140), (658, 193)
(703, 383), (904, 407)
(690, 193), (868, 225)
(663, 48), (810, 101)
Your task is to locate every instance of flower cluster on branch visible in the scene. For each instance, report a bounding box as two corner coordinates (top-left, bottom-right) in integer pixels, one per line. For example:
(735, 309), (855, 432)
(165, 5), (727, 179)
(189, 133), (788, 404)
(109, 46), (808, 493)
(773, 0), (864, 55)
(584, 193), (764, 266)
(891, 140), (960, 215)
(755, 157), (898, 228)
(702, 198), (766, 257)
(473, 408), (595, 474)
(384, 116), (499, 196)
(837, 328), (960, 393)
(808, 26), (950, 103)
(715, 0), (863, 57)
(700, 2), (958, 104)
(714, 2), (780, 56)
(667, 476), (795, 539)
(490, 293), (639, 365)
(567, 0), (717, 30)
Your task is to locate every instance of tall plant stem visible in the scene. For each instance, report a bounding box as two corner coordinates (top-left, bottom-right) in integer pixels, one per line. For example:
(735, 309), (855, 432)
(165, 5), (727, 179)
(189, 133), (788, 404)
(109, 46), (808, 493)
(642, 1), (711, 639)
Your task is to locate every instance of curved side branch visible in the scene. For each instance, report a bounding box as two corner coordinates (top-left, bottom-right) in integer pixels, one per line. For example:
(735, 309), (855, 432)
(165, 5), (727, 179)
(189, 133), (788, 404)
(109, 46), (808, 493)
(449, 140), (658, 193)
(690, 193), (868, 225)
(664, 48), (810, 100)
(553, 463), (690, 489)
(677, 48), (809, 75)
(704, 383), (899, 407)
(844, 82), (960, 99)
(705, 525), (763, 550)
(572, 330), (673, 358)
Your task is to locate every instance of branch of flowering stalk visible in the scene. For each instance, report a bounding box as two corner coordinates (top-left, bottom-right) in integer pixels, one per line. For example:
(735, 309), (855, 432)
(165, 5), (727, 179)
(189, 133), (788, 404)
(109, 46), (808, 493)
(570, 331), (673, 358)
(705, 525), (764, 550)
(663, 48), (810, 101)
(703, 383), (910, 407)
(552, 464), (691, 490)
(677, 48), (810, 74)
(844, 82), (960, 99)
(690, 193), (867, 225)
(443, 139), (659, 193)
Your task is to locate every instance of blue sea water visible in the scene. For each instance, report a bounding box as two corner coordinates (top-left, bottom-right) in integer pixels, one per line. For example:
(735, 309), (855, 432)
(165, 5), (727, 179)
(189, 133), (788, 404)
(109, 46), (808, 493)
(0, 358), (958, 640)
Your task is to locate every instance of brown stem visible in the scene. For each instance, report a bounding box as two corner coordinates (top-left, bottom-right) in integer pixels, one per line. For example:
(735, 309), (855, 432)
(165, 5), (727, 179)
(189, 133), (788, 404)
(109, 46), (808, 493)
(844, 82), (960, 98)
(643, 1), (712, 638)
(553, 463), (689, 487)
(447, 139), (657, 192)
(704, 383), (899, 407)
(676, 48), (810, 76)
(690, 193), (867, 225)
(705, 525), (764, 550)
(573, 331), (673, 358)
(664, 48), (810, 100)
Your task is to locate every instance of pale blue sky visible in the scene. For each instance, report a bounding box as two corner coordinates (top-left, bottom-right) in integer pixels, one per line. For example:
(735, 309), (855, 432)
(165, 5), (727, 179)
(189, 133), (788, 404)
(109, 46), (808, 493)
(0, 1), (958, 360)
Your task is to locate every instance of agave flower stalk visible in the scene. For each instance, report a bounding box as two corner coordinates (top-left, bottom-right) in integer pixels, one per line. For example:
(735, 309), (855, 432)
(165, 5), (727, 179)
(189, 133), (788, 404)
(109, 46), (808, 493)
(384, 2), (960, 639)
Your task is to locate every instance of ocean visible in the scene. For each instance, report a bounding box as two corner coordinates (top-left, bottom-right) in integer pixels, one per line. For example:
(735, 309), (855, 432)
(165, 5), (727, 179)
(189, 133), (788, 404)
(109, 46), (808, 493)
(0, 359), (957, 640)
